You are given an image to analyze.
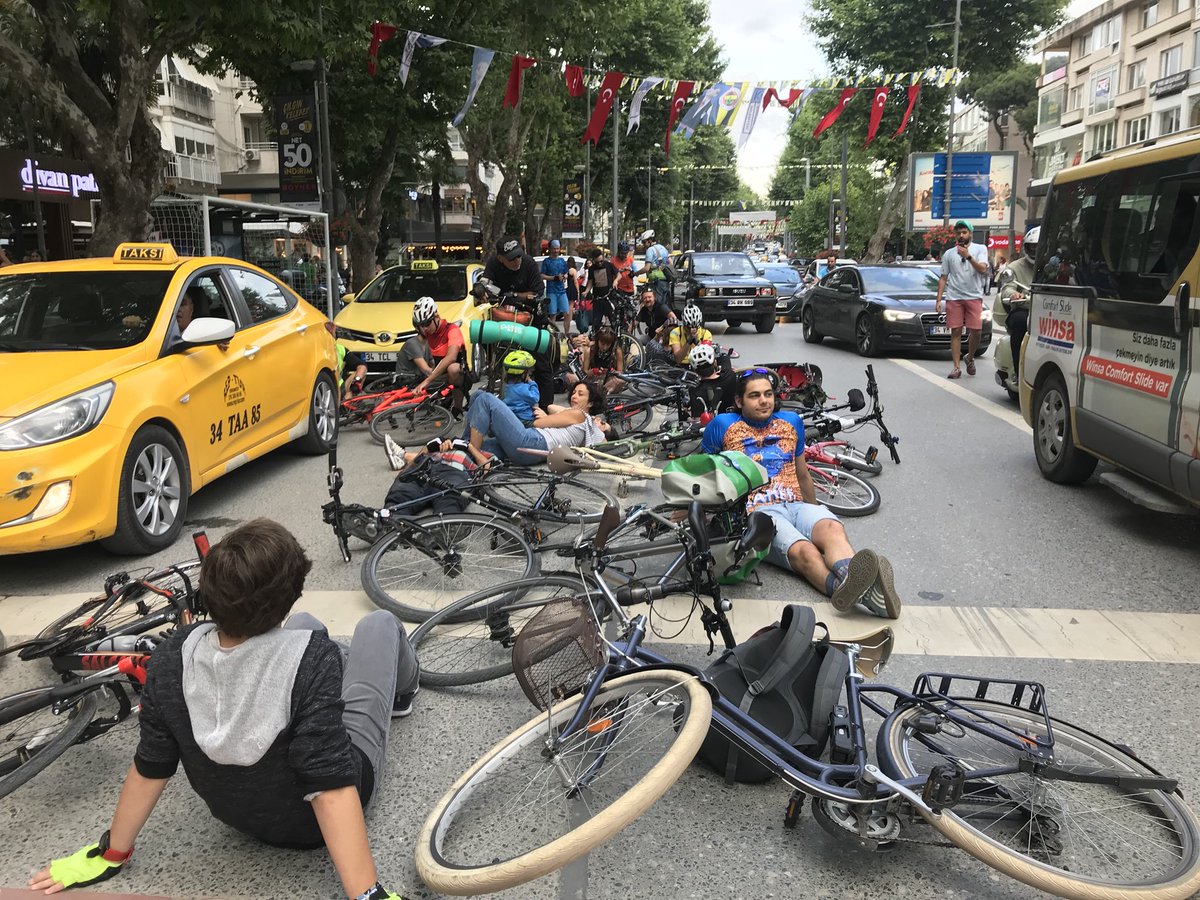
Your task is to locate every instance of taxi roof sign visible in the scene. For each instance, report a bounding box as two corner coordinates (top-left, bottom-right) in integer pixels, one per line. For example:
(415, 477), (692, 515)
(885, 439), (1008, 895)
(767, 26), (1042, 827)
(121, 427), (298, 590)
(114, 243), (179, 264)
(409, 259), (439, 272)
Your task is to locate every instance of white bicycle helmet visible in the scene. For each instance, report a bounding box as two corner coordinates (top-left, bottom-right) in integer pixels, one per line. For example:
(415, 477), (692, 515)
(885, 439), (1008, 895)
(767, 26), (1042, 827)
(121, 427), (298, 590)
(640, 229), (655, 243)
(688, 343), (716, 369)
(681, 304), (704, 329)
(412, 296), (438, 326)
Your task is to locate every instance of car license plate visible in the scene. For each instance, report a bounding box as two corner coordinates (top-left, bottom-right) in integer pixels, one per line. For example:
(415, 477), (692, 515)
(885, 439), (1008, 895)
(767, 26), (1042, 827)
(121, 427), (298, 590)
(727, 298), (754, 307)
(362, 352), (398, 362)
(927, 326), (951, 336)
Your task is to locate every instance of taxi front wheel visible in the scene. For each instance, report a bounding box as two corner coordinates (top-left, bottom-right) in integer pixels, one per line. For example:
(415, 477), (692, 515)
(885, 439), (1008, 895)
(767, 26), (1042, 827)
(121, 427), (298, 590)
(101, 425), (190, 556)
(295, 372), (338, 455)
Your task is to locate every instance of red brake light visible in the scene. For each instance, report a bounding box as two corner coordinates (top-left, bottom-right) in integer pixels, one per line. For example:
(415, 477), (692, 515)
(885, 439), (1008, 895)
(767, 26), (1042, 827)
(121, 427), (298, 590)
(324, 321), (336, 337)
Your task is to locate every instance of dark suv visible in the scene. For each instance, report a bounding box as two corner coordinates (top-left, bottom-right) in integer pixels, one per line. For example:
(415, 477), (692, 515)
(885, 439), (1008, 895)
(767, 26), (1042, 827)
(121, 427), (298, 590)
(671, 251), (778, 333)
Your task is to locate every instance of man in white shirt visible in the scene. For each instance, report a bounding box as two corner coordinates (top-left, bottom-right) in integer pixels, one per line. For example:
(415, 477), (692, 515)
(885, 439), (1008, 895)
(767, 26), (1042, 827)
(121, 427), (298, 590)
(935, 220), (989, 379)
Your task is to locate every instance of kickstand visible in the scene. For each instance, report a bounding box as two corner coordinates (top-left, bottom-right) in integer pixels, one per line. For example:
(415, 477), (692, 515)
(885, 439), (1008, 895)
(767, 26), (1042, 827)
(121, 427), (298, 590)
(784, 790), (804, 828)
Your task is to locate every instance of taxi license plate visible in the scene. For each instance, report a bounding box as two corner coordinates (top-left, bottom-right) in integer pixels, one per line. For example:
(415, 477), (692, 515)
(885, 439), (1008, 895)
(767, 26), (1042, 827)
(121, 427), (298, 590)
(927, 326), (951, 336)
(362, 352), (398, 362)
(727, 298), (754, 307)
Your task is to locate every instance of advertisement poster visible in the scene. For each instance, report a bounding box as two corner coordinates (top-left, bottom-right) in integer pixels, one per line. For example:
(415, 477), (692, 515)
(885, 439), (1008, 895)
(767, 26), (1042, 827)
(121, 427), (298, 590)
(562, 179), (584, 238)
(907, 152), (1019, 231)
(274, 94), (320, 207)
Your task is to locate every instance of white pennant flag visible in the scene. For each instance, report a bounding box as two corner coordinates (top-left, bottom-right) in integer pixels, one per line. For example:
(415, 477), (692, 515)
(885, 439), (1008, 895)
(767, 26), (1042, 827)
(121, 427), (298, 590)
(737, 85), (767, 150)
(627, 77), (663, 134)
(451, 47), (496, 127)
(399, 32), (447, 86)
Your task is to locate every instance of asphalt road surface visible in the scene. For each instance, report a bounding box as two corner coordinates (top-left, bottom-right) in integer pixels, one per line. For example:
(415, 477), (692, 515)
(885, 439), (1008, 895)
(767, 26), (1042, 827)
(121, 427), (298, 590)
(1, 320), (1198, 900)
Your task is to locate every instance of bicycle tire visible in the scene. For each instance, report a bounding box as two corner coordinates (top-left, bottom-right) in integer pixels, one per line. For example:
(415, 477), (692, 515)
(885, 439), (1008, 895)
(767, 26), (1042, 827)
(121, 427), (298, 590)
(807, 462), (881, 516)
(368, 401), (454, 446)
(0, 686), (100, 799)
(361, 514), (537, 623)
(828, 444), (884, 476)
(482, 471), (617, 526)
(619, 332), (646, 372)
(409, 574), (595, 687)
(415, 669), (712, 896)
(21, 561), (202, 661)
(607, 394), (655, 434)
(879, 699), (1200, 899)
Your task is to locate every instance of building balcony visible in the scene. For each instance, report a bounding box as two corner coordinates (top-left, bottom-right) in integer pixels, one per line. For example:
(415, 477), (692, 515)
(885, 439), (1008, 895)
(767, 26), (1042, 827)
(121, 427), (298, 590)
(1132, 8), (1194, 47)
(442, 210), (479, 229)
(165, 153), (219, 186)
(1061, 107), (1084, 126)
(160, 80), (215, 120)
(1116, 85), (1148, 106)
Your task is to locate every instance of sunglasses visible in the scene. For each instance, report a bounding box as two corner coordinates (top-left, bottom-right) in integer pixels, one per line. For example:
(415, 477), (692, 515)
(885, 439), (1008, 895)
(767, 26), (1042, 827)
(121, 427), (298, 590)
(738, 367), (774, 379)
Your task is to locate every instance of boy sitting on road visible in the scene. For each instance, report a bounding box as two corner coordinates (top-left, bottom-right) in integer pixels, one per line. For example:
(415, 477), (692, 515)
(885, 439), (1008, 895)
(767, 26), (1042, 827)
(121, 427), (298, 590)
(31, 519), (417, 900)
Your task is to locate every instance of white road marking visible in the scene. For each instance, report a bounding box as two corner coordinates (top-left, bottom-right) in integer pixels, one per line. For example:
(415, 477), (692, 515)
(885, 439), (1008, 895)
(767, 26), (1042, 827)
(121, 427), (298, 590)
(4, 590), (1198, 664)
(891, 357), (1030, 432)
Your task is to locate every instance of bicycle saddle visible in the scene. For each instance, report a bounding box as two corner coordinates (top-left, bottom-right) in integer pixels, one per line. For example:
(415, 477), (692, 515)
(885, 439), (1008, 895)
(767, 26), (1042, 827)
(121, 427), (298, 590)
(547, 446), (598, 474)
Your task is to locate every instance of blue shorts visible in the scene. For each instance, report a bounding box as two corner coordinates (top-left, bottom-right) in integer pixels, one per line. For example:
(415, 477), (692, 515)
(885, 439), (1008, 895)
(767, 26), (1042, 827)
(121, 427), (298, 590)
(548, 292), (569, 315)
(757, 502), (840, 570)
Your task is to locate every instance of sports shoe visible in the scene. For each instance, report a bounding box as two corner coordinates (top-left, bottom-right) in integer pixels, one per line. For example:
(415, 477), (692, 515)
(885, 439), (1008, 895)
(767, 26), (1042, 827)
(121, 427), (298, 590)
(392, 685), (419, 718)
(384, 435), (407, 472)
(965, 355), (976, 376)
(831, 549), (879, 612)
(855, 554), (902, 619)
(947, 367), (962, 379)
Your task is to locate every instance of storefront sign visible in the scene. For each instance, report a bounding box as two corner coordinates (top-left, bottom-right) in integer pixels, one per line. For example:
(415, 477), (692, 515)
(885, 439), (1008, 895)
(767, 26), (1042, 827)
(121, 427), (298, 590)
(274, 94), (320, 205)
(562, 179), (583, 238)
(19, 158), (99, 198)
(1150, 71), (1190, 98)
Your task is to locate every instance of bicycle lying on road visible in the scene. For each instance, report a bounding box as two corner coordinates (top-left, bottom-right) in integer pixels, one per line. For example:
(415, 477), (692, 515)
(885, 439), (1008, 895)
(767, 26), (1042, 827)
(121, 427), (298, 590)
(413, 505), (1200, 899)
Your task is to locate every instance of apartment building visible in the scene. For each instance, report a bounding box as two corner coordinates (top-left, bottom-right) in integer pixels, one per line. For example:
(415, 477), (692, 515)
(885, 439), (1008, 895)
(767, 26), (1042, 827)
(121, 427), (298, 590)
(151, 56), (222, 194)
(1030, 0), (1200, 218)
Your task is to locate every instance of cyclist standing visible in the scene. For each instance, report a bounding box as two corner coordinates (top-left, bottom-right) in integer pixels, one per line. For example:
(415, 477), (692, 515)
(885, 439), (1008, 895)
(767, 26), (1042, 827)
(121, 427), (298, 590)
(540, 239), (571, 332)
(584, 247), (619, 332)
(612, 241), (637, 296)
(638, 229), (672, 309)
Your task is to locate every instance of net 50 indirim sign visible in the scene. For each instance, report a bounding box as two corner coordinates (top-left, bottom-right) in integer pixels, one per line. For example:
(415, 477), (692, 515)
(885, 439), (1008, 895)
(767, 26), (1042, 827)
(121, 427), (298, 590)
(274, 94), (320, 205)
(907, 151), (1019, 231)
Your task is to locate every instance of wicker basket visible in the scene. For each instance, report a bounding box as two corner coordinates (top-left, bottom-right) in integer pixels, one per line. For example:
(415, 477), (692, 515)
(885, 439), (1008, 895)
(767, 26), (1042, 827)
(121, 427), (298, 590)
(513, 596), (603, 711)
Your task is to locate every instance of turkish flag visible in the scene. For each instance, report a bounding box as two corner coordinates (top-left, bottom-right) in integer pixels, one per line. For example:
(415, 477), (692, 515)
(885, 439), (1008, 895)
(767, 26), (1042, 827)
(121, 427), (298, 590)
(812, 88), (857, 139)
(503, 55), (537, 109)
(893, 84), (921, 137)
(367, 22), (398, 77)
(865, 86), (890, 146)
(580, 71), (624, 145)
(664, 80), (695, 155)
(762, 87), (802, 111)
(565, 64), (585, 98)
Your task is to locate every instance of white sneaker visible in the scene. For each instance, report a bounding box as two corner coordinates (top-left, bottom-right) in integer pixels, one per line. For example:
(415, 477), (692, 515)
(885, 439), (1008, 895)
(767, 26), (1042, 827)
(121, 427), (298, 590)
(384, 435), (407, 472)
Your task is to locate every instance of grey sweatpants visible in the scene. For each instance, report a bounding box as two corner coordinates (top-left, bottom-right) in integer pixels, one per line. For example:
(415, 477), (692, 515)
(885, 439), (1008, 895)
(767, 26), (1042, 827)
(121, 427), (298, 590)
(284, 610), (419, 804)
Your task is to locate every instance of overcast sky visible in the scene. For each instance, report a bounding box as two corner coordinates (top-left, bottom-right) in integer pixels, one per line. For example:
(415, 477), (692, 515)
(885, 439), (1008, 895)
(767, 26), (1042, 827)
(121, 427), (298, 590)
(713, 0), (1105, 197)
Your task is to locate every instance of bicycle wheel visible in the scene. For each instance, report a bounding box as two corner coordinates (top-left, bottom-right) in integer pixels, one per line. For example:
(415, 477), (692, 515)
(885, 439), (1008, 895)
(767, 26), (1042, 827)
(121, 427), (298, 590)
(416, 669), (712, 896)
(827, 443), (884, 476)
(409, 574), (594, 687)
(0, 686), (99, 799)
(607, 395), (655, 435)
(619, 332), (646, 372)
(482, 472), (617, 526)
(368, 402), (454, 446)
(22, 561), (202, 660)
(807, 462), (881, 516)
(361, 514), (537, 623)
(879, 700), (1200, 899)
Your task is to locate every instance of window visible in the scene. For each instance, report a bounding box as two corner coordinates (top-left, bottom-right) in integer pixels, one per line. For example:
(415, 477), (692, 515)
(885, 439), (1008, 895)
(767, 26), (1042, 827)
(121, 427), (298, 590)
(1177, 0), (1191, 14)
(174, 136), (185, 154)
(1160, 106), (1182, 134)
(228, 269), (293, 323)
(1161, 44), (1183, 77)
(1089, 68), (1116, 113)
(1195, 31), (1200, 67)
(1144, 2), (1159, 27)
(1089, 121), (1118, 154)
(1039, 87), (1066, 127)
(1037, 153), (1200, 302)
(1127, 60), (1147, 90)
(1126, 115), (1151, 143)
(1069, 85), (1083, 110)
(176, 273), (235, 336)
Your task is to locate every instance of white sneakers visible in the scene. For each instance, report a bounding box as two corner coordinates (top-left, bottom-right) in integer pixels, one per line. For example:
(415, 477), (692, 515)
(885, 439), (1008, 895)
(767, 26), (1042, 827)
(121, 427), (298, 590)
(384, 435), (407, 472)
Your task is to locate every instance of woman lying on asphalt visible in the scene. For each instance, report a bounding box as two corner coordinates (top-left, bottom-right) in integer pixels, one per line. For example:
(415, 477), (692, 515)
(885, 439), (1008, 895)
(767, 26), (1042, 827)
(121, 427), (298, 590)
(463, 378), (606, 465)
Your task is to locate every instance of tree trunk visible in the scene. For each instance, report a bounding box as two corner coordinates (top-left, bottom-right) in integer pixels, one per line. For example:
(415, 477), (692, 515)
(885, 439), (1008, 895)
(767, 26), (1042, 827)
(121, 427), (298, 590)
(347, 124), (402, 291)
(863, 168), (908, 263)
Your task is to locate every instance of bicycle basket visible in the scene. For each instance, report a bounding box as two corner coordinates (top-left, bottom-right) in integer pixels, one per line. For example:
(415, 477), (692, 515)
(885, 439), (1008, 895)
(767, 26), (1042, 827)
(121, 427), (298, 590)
(513, 596), (604, 712)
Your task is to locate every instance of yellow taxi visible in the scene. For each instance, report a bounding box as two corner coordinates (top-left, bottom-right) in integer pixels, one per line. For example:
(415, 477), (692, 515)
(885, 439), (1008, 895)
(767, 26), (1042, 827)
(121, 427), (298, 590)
(333, 259), (485, 375)
(0, 243), (338, 556)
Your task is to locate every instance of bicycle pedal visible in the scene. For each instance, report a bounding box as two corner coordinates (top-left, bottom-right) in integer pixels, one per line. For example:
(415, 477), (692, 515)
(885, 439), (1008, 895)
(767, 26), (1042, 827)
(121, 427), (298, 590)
(865, 446), (878, 464)
(784, 790), (804, 828)
(922, 764), (965, 811)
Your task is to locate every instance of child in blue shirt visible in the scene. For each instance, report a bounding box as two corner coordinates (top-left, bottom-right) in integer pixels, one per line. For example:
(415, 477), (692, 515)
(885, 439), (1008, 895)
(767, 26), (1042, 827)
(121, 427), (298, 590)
(501, 349), (541, 425)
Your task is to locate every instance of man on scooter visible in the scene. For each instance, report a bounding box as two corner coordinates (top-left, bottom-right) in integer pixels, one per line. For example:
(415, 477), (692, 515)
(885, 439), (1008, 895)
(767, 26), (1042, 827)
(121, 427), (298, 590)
(1000, 226), (1038, 389)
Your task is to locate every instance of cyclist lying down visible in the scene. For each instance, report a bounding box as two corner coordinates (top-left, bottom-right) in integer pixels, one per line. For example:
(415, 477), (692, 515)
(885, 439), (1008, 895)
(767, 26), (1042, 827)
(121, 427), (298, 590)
(30, 520), (415, 900)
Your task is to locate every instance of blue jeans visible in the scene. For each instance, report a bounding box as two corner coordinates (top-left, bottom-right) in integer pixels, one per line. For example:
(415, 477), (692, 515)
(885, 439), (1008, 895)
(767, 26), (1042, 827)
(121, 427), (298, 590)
(465, 391), (548, 465)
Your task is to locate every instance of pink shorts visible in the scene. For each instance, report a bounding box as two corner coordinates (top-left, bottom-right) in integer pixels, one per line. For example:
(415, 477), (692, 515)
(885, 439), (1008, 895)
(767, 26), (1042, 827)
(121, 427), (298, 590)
(945, 298), (982, 330)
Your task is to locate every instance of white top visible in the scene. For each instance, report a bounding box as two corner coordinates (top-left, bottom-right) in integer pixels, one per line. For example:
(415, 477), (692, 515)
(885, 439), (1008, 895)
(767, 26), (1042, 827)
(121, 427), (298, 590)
(538, 416), (605, 451)
(940, 242), (989, 300)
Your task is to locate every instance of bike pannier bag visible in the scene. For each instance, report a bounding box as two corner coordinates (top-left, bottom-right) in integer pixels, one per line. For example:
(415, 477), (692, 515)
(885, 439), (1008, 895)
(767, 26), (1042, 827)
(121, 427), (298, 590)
(660, 451), (768, 507)
(697, 605), (849, 783)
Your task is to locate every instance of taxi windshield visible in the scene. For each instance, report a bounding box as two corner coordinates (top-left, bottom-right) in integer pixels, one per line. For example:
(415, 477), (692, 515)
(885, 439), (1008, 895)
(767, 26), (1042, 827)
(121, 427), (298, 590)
(357, 269), (463, 303)
(0, 270), (173, 351)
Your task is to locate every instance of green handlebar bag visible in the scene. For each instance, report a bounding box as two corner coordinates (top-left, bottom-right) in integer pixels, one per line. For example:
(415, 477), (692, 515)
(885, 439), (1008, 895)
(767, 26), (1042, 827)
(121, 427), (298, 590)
(660, 451), (768, 508)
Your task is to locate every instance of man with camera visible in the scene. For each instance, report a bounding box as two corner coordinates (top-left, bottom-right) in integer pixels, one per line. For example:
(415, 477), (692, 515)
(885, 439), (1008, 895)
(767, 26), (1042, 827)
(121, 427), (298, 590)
(935, 220), (989, 380)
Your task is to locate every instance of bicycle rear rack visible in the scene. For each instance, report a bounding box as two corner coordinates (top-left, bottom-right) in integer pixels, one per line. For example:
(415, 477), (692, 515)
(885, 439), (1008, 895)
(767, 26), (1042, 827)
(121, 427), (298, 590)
(911, 672), (1055, 756)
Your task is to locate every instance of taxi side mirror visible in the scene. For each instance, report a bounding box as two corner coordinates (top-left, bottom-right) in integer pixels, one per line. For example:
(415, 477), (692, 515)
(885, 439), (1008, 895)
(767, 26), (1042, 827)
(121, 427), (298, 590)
(181, 317), (236, 346)
(340, 292), (356, 303)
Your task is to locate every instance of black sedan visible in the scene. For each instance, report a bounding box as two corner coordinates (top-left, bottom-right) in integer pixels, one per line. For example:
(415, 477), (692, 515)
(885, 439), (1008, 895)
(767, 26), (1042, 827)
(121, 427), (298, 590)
(800, 264), (993, 357)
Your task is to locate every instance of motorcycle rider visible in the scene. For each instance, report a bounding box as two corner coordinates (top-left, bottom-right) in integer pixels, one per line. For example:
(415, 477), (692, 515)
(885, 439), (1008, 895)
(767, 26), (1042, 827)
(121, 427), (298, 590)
(999, 226), (1038, 388)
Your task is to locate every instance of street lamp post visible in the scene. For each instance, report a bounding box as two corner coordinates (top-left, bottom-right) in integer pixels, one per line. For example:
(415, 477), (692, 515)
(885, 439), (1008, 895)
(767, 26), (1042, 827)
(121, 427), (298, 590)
(647, 143), (661, 233)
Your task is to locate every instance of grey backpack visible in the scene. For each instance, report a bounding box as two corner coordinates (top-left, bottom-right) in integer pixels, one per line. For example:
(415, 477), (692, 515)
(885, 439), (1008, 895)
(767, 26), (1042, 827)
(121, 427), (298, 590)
(697, 605), (849, 783)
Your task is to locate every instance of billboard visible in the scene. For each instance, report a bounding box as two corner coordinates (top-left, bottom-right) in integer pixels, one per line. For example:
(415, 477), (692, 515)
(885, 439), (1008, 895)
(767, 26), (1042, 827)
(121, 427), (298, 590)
(274, 94), (320, 206)
(907, 151), (1019, 231)
(562, 179), (584, 238)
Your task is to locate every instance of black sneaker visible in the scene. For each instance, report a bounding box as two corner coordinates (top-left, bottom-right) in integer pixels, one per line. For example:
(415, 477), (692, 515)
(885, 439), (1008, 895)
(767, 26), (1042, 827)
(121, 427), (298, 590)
(830, 549), (879, 612)
(855, 554), (902, 619)
(392, 686), (419, 718)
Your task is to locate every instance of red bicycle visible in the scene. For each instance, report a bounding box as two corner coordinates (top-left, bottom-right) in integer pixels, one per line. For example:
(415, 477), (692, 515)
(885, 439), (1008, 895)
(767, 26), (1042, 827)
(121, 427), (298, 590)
(338, 382), (456, 446)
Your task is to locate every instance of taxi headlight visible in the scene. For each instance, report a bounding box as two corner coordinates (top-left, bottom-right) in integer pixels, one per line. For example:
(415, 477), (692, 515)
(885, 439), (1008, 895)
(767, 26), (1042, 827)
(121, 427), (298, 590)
(0, 382), (115, 450)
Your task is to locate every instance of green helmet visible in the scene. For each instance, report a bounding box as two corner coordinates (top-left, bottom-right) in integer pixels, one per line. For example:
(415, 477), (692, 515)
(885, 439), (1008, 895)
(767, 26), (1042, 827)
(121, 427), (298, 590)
(503, 349), (536, 375)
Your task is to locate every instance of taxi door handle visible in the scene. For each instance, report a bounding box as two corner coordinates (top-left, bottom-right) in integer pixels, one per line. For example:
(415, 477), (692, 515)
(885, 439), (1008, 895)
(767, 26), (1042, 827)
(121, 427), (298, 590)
(296, 324), (309, 334)
(243, 345), (260, 359)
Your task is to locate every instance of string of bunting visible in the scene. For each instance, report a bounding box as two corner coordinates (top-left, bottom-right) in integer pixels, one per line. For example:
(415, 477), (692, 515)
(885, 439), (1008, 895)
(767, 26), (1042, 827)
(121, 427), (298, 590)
(367, 23), (961, 152)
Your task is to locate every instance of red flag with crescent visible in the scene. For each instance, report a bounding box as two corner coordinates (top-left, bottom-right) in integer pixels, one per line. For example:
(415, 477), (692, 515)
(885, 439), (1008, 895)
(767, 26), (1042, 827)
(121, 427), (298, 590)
(580, 71), (624, 145)
(865, 86), (890, 146)
(893, 84), (921, 137)
(762, 87), (802, 111)
(367, 22), (398, 76)
(565, 64), (585, 98)
(813, 88), (857, 139)
(503, 55), (537, 109)
(664, 80), (695, 155)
